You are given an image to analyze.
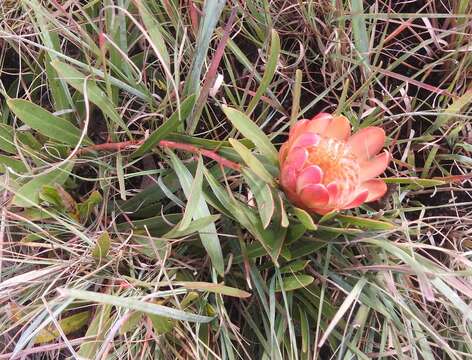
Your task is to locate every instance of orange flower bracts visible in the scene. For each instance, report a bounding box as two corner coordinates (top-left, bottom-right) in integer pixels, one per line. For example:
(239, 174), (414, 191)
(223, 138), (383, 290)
(279, 113), (390, 215)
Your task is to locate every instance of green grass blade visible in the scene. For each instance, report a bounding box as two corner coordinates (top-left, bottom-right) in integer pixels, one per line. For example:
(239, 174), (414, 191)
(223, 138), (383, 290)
(351, 0), (370, 67)
(246, 30), (280, 116)
(184, 0), (226, 97)
(58, 288), (214, 323)
(428, 90), (472, 133)
(136, 1), (170, 70)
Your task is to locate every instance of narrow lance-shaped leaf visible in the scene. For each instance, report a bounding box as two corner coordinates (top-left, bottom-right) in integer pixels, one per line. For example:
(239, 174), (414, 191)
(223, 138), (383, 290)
(12, 162), (74, 207)
(223, 105), (278, 166)
(229, 138), (275, 184)
(78, 305), (112, 358)
(293, 207), (317, 231)
(275, 275), (314, 292)
(318, 278), (367, 347)
(336, 215), (395, 231)
(58, 288), (213, 323)
(168, 151), (225, 276)
(164, 215), (221, 239)
(26, 0), (74, 117)
(175, 281), (251, 298)
(7, 99), (91, 147)
(179, 157), (204, 231)
(203, 166), (285, 264)
(243, 168), (275, 229)
(51, 59), (131, 138)
(0, 124), (16, 154)
(0, 155), (28, 174)
(34, 311), (91, 344)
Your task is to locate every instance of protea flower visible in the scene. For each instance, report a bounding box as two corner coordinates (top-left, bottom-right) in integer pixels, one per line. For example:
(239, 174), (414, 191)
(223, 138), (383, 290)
(279, 113), (390, 215)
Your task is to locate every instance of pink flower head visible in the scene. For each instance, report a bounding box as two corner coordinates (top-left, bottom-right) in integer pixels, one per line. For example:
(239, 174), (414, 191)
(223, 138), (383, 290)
(279, 113), (390, 215)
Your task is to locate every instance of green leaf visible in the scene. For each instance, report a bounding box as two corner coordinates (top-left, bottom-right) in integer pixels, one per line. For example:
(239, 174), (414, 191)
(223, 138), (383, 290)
(132, 95), (196, 158)
(280, 260), (311, 274)
(246, 30), (280, 115)
(39, 186), (64, 209)
(229, 138), (275, 184)
(181, 292), (200, 308)
(288, 240), (325, 260)
(7, 99), (90, 147)
(45, 57), (74, 120)
(203, 166), (254, 229)
(149, 314), (175, 335)
(336, 215), (395, 231)
(168, 151), (224, 276)
(164, 215), (221, 239)
(429, 90), (472, 133)
(316, 225), (362, 235)
(26, 0), (74, 118)
(136, 1), (170, 70)
(179, 156), (204, 231)
(78, 305), (112, 358)
(58, 288), (214, 323)
(12, 162), (74, 207)
(132, 235), (168, 260)
(351, 0), (370, 66)
(293, 207), (317, 230)
(0, 124), (17, 154)
(51, 59), (131, 137)
(119, 311), (142, 335)
(290, 69), (303, 126)
(222, 105), (278, 165)
(167, 133), (253, 150)
(286, 224), (306, 243)
(175, 282), (251, 298)
(278, 191), (289, 228)
(77, 190), (102, 222)
(184, 0), (226, 97)
(39, 185), (77, 213)
(275, 274), (314, 292)
(34, 311), (91, 344)
(243, 168), (275, 228)
(383, 177), (445, 187)
(203, 166), (285, 264)
(298, 307), (310, 354)
(92, 232), (111, 262)
(117, 213), (182, 233)
(0, 155), (28, 174)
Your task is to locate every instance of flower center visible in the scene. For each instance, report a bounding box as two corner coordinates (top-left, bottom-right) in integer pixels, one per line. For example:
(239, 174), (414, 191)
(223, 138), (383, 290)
(307, 137), (360, 205)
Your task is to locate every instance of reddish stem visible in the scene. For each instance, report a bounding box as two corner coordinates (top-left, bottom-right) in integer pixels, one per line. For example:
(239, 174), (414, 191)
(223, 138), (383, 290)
(188, 0), (200, 34)
(159, 140), (241, 171)
(76, 139), (241, 171)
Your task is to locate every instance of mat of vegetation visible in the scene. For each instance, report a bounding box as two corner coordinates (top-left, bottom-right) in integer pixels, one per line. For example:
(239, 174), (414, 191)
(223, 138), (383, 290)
(1, 1), (472, 359)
